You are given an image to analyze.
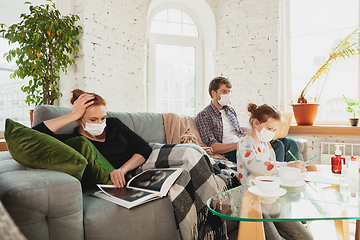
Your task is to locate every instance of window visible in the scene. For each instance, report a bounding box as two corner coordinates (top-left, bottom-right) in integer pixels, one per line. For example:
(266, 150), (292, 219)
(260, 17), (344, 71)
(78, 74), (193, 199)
(147, 8), (203, 117)
(0, 38), (29, 131)
(288, 0), (359, 124)
(0, 1), (46, 131)
(150, 8), (198, 37)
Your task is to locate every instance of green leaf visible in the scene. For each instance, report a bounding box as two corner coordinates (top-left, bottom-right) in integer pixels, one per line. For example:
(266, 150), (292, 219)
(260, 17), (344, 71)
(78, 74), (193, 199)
(1, 0), (81, 106)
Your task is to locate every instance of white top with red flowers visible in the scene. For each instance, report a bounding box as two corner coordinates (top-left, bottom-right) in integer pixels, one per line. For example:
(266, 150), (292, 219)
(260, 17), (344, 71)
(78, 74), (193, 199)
(237, 133), (287, 185)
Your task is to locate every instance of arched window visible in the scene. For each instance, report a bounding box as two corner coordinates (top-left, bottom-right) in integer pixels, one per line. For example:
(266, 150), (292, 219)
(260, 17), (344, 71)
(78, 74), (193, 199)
(147, 8), (203, 117)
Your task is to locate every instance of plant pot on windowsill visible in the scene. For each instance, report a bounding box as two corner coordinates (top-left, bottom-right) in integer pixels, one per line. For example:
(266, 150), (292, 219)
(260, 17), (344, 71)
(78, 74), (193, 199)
(291, 103), (319, 126)
(349, 118), (359, 127)
(292, 28), (360, 127)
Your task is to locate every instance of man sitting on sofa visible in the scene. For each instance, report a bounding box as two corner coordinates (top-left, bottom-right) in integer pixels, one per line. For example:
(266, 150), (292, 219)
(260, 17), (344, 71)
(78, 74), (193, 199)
(195, 76), (299, 163)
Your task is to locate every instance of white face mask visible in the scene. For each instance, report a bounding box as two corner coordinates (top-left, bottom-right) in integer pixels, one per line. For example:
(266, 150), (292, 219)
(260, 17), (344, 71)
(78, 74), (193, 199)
(255, 125), (275, 142)
(217, 94), (231, 106)
(81, 119), (106, 136)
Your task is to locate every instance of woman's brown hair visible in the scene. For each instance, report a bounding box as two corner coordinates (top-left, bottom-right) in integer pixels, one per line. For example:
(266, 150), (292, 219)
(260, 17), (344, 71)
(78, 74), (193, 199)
(247, 103), (281, 125)
(70, 89), (106, 107)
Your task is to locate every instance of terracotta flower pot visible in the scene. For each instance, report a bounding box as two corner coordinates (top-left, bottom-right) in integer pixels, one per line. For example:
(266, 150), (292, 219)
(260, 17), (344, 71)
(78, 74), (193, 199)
(349, 118), (359, 127)
(291, 104), (319, 126)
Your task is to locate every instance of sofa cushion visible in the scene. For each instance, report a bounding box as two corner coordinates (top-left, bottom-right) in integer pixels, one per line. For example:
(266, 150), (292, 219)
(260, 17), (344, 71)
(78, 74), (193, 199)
(106, 112), (135, 130)
(64, 136), (115, 189)
(130, 112), (166, 144)
(33, 105), (167, 144)
(33, 105), (75, 134)
(82, 193), (179, 240)
(4, 118), (88, 180)
(0, 169), (83, 240)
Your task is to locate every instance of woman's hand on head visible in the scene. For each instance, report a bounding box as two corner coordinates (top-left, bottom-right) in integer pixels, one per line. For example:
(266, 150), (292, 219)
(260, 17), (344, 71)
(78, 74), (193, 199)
(287, 161), (307, 173)
(110, 168), (127, 188)
(72, 94), (95, 119)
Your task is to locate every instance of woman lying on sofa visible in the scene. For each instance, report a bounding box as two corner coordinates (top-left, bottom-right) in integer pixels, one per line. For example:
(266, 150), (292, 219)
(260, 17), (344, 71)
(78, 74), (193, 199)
(32, 89), (152, 188)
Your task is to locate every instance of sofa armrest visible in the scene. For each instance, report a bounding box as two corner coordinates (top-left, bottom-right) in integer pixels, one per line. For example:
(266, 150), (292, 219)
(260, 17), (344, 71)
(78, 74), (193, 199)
(294, 139), (308, 162)
(0, 169), (84, 240)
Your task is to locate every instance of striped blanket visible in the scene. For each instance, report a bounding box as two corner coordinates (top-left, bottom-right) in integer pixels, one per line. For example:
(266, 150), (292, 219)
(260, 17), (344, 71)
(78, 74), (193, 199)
(138, 143), (239, 240)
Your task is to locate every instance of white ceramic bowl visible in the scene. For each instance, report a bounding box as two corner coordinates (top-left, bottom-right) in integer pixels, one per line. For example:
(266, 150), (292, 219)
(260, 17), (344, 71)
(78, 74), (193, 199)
(277, 167), (301, 185)
(300, 172), (307, 180)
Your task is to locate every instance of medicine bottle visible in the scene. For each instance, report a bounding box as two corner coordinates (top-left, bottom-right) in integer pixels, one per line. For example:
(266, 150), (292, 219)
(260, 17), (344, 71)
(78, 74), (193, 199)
(331, 145), (345, 174)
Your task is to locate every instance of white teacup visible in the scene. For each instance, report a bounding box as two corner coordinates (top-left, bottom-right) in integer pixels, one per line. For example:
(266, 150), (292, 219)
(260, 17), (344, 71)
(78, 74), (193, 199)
(250, 176), (280, 195)
(278, 167), (301, 185)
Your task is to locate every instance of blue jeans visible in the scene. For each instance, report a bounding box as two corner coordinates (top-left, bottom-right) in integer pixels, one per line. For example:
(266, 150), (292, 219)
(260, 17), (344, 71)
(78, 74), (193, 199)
(225, 137), (299, 163)
(224, 150), (237, 163)
(270, 138), (300, 162)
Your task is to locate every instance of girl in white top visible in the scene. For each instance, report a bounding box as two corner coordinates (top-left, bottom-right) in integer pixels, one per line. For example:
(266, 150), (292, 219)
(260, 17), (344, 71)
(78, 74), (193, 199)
(237, 103), (306, 185)
(237, 103), (313, 240)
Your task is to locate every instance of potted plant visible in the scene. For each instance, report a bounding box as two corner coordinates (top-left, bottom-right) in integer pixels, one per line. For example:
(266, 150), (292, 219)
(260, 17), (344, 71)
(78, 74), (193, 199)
(292, 27), (360, 125)
(342, 95), (359, 126)
(0, 0), (82, 108)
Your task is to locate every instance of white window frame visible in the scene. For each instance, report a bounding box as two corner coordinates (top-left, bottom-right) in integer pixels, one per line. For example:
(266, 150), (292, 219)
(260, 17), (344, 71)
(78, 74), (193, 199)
(281, 0), (360, 125)
(146, 6), (204, 115)
(0, 36), (30, 131)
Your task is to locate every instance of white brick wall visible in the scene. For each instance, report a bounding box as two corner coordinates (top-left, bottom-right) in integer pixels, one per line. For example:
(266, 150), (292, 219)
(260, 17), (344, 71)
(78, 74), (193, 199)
(2, 0), (358, 159)
(72, 0), (148, 112)
(54, 0), (359, 162)
(64, 0), (280, 122)
(214, 0), (280, 126)
(58, 0), (281, 125)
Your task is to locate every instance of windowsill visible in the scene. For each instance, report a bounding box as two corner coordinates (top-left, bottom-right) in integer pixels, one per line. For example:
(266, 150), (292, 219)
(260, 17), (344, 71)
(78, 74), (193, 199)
(288, 125), (360, 136)
(0, 138), (7, 151)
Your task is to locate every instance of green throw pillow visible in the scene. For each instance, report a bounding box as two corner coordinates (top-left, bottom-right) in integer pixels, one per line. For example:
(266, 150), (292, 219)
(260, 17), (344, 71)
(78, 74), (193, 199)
(64, 136), (115, 189)
(4, 118), (88, 180)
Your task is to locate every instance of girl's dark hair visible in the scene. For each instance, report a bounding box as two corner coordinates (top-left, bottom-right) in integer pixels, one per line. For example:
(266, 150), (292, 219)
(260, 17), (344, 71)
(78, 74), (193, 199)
(247, 103), (281, 125)
(70, 89), (106, 107)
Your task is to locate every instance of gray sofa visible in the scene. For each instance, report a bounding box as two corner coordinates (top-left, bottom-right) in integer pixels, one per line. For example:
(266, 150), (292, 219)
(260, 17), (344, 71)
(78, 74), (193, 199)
(1, 105), (240, 240)
(0, 105), (307, 240)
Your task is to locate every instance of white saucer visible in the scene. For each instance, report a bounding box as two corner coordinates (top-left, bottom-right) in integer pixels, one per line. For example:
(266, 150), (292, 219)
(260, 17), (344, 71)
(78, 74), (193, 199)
(248, 186), (287, 198)
(280, 180), (306, 187)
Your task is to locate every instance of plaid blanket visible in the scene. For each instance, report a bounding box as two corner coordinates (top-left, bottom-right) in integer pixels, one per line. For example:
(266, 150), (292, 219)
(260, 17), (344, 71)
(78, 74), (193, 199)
(138, 143), (239, 240)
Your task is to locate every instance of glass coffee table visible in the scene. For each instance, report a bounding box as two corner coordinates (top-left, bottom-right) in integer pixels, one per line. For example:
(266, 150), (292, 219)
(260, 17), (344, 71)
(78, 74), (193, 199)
(207, 168), (360, 240)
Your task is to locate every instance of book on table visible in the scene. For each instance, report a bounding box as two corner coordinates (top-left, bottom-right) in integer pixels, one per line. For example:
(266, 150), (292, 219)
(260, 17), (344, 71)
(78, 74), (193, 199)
(93, 168), (183, 209)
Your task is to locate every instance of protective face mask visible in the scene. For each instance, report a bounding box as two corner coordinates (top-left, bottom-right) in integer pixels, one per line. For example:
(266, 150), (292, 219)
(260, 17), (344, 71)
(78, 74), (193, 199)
(255, 125), (275, 142)
(217, 94), (231, 106)
(82, 119), (106, 136)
